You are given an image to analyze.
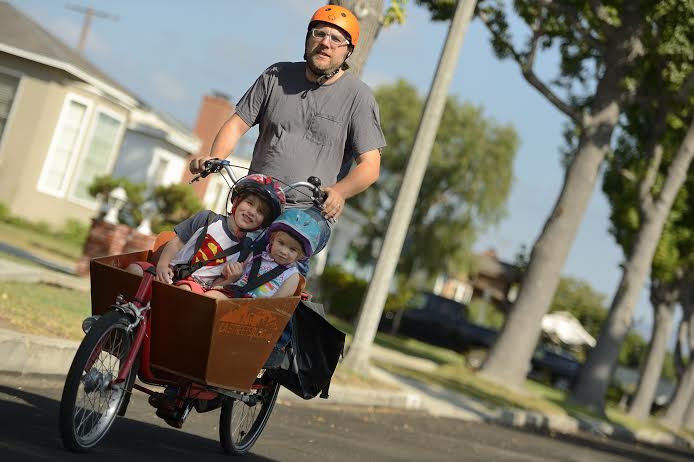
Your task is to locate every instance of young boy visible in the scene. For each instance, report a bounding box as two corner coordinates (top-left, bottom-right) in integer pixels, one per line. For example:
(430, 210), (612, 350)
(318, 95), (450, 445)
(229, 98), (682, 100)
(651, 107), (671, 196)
(125, 174), (285, 297)
(209, 208), (323, 300)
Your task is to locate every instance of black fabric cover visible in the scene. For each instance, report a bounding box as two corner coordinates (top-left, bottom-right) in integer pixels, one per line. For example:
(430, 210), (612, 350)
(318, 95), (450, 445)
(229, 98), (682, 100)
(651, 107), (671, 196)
(269, 301), (345, 399)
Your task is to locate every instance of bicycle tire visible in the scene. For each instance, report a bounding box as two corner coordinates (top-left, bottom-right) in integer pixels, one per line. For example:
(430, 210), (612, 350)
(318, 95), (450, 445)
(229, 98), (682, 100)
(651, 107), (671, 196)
(59, 310), (135, 452)
(219, 381), (279, 456)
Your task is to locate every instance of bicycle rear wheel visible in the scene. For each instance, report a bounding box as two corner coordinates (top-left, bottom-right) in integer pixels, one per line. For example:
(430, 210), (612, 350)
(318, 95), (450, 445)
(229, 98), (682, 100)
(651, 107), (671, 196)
(59, 310), (135, 452)
(219, 381), (279, 456)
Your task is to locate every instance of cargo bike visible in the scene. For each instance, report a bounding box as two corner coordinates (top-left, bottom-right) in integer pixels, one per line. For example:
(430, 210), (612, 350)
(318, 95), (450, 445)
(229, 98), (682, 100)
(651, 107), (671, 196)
(58, 160), (345, 455)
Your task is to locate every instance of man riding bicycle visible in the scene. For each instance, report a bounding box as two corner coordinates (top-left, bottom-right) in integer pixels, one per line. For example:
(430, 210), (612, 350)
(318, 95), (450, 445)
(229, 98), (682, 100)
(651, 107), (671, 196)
(189, 5), (386, 232)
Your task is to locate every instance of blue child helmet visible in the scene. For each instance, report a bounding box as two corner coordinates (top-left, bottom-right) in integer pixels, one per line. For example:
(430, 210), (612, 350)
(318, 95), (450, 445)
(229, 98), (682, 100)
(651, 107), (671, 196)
(267, 208), (324, 258)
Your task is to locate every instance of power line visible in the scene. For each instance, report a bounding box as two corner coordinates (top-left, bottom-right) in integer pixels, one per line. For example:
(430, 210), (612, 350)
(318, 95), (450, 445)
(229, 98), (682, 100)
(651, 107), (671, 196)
(65, 3), (119, 54)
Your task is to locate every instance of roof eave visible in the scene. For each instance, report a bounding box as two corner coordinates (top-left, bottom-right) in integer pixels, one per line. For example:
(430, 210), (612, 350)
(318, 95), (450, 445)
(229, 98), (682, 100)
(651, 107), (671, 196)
(0, 42), (139, 108)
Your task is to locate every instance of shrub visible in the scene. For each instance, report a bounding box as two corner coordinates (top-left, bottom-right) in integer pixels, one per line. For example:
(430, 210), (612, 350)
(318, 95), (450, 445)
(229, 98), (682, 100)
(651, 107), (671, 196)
(57, 219), (89, 247)
(319, 266), (367, 321)
(88, 175), (146, 227)
(0, 202), (9, 221)
(319, 266), (417, 322)
(151, 184), (203, 233)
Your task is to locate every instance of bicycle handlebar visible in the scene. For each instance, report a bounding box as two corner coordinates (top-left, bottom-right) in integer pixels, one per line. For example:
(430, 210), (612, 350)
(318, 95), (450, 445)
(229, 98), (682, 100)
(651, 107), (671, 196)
(190, 159), (328, 206)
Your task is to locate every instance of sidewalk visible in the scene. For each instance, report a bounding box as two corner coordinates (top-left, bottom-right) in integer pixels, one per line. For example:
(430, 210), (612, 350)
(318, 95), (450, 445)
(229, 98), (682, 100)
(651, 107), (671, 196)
(0, 252), (693, 452)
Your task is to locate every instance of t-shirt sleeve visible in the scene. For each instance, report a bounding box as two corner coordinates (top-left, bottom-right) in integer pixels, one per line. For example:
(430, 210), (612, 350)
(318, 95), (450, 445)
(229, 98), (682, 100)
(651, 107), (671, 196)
(174, 210), (213, 243)
(235, 65), (274, 127)
(349, 89), (387, 157)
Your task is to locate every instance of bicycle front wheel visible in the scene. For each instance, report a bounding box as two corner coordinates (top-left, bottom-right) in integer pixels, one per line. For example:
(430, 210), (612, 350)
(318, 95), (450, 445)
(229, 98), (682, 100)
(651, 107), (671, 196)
(219, 381), (279, 456)
(59, 310), (135, 452)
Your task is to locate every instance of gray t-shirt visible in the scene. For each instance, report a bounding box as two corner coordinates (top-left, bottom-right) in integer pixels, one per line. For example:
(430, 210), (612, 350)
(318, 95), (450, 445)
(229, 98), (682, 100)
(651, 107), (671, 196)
(235, 62), (386, 200)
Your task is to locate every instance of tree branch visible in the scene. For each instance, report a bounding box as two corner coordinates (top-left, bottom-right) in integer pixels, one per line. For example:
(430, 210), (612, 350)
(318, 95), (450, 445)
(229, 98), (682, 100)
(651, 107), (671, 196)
(587, 0), (615, 37)
(540, 0), (604, 51)
(638, 143), (661, 213)
(477, 12), (581, 123)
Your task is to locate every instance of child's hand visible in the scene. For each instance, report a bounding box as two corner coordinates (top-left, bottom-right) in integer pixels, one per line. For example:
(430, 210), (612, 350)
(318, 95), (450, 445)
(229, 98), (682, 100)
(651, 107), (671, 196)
(222, 261), (244, 282)
(155, 264), (173, 284)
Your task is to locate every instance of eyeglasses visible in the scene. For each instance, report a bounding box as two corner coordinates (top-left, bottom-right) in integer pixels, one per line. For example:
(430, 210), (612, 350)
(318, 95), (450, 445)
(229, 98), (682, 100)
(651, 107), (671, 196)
(310, 28), (350, 47)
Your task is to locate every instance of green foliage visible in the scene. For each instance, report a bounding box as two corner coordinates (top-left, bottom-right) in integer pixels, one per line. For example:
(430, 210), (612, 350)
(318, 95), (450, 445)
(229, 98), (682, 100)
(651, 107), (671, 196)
(319, 266), (416, 321)
(549, 276), (607, 338)
(383, 0), (408, 26)
(661, 351), (676, 382)
(352, 79), (518, 287)
(55, 219), (89, 247)
(0, 202), (9, 221)
(87, 175), (204, 234)
(88, 175), (147, 227)
(618, 331), (648, 369)
(151, 183), (204, 233)
(319, 266), (367, 321)
(468, 297), (504, 329)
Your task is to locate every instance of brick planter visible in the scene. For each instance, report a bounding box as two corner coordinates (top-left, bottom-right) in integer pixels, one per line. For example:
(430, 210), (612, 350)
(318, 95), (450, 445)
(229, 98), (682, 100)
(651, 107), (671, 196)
(122, 229), (156, 254)
(75, 220), (132, 276)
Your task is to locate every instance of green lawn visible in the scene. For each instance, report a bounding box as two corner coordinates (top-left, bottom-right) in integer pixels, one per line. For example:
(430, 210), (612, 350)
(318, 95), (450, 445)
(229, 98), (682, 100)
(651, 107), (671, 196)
(0, 281), (89, 340)
(0, 221), (83, 263)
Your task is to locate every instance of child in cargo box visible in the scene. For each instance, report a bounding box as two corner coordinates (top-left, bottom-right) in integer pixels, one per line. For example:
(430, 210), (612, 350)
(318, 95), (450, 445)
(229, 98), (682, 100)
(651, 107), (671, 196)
(210, 208), (322, 299)
(124, 174), (285, 297)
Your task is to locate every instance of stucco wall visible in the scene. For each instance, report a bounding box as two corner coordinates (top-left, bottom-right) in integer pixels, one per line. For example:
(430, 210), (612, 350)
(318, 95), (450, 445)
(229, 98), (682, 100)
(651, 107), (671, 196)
(0, 52), (129, 228)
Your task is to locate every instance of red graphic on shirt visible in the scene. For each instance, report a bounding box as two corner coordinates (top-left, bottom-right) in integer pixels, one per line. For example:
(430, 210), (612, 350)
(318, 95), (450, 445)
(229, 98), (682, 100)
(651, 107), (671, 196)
(192, 234), (227, 267)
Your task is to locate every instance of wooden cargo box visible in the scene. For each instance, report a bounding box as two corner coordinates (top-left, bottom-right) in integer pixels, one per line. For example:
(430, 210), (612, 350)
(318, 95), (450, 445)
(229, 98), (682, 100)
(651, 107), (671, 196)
(89, 252), (299, 392)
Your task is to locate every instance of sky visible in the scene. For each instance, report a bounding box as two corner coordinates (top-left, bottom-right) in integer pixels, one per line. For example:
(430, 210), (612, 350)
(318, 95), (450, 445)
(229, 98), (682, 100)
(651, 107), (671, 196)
(13, 0), (657, 337)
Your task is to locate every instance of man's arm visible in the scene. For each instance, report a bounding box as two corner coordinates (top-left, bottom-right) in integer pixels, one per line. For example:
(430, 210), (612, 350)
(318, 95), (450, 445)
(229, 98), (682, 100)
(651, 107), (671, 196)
(189, 113), (251, 173)
(322, 149), (380, 219)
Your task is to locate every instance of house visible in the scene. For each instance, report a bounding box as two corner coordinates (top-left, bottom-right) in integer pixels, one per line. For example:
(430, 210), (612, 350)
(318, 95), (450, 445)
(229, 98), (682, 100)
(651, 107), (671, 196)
(434, 249), (521, 311)
(0, 2), (199, 228)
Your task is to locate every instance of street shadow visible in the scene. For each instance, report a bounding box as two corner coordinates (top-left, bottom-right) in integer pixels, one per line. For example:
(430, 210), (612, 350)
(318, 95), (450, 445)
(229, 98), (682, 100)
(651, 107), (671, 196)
(0, 384), (278, 461)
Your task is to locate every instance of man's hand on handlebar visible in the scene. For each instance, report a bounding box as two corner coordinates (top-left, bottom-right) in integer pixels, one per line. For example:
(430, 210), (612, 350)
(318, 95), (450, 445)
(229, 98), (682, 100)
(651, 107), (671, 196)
(189, 155), (215, 174)
(321, 187), (346, 219)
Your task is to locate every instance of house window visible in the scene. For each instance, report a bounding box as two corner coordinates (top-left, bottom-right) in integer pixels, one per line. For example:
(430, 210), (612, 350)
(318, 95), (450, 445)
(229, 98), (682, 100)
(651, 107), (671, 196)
(37, 96), (91, 195)
(70, 110), (123, 203)
(38, 93), (124, 205)
(0, 72), (19, 143)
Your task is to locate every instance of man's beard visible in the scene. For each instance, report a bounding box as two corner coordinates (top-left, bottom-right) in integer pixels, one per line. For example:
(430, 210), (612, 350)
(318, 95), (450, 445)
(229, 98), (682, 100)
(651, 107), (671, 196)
(306, 48), (341, 77)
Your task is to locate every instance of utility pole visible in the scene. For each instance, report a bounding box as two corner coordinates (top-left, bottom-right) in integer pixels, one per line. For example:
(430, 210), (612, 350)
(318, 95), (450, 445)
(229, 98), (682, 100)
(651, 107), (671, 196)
(342, 0), (478, 374)
(65, 4), (118, 54)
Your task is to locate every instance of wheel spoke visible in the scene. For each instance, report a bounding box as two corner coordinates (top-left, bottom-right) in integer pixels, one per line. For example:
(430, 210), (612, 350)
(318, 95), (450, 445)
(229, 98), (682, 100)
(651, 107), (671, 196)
(60, 312), (133, 451)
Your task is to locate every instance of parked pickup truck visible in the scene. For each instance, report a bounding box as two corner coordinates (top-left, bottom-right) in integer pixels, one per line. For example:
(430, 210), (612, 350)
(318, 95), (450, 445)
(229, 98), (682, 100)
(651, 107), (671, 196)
(379, 292), (497, 353)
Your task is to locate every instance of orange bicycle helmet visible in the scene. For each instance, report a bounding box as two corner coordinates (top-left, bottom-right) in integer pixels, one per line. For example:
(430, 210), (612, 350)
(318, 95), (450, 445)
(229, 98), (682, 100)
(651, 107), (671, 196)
(309, 5), (360, 46)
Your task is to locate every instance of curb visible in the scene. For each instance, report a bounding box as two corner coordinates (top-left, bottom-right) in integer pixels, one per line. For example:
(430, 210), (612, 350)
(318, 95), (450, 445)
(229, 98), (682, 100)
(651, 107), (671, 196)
(492, 406), (694, 450)
(278, 384), (422, 410)
(0, 328), (78, 377)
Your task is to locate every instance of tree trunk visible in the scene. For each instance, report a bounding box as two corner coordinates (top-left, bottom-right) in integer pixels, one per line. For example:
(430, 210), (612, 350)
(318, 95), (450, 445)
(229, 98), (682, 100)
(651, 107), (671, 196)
(342, 0), (477, 374)
(662, 281), (694, 429)
(332, 0), (384, 77)
(478, 6), (648, 388)
(662, 350), (694, 429)
(627, 291), (676, 420)
(570, 119), (694, 414)
(684, 392), (694, 430)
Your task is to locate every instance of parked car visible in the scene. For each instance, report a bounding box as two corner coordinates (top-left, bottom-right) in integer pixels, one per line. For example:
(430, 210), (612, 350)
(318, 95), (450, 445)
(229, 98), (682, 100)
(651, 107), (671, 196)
(528, 344), (582, 390)
(379, 292), (497, 353)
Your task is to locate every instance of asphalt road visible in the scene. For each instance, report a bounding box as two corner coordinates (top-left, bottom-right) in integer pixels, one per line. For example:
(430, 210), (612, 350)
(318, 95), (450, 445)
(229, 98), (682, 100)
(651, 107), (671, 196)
(0, 376), (692, 462)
